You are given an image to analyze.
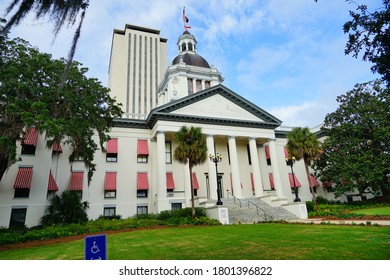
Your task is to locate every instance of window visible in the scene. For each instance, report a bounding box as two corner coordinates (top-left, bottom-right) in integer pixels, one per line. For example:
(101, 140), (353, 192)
(196, 79), (202, 92)
(205, 81), (210, 89)
(137, 140), (149, 163)
(265, 146), (271, 165)
(247, 144), (251, 165)
(47, 190), (56, 200)
(171, 203), (182, 211)
(137, 206), (148, 215)
(103, 207), (116, 217)
(14, 188), (30, 198)
(105, 190), (116, 198)
(137, 155), (148, 163)
(13, 167), (33, 198)
(165, 142), (172, 163)
(104, 172), (116, 198)
(106, 138), (118, 162)
(137, 190), (148, 198)
(9, 208), (27, 228)
(137, 172), (149, 197)
(226, 144), (231, 165)
(187, 78), (193, 95)
(21, 145), (36, 155)
(107, 153), (118, 162)
(21, 127), (38, 155)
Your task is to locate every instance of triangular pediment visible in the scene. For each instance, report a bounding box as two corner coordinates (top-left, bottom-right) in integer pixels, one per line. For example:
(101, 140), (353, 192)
(171, 94), (263, 122)
(147, 84), (281, 129)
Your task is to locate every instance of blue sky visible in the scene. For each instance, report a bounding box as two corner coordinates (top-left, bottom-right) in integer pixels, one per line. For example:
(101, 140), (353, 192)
(1, 0), (381, 127)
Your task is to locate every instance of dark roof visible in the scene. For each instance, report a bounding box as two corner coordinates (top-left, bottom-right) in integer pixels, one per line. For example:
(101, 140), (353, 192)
(172, 53), (210, 68)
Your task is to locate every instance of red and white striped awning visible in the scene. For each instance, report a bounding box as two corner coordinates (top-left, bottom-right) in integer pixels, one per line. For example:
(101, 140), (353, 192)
(22, 127), (38, 146)
(192, 173), (199, 190)
(48, 170), (59, 191)
(166, 173), (175, 190)
(105, 172), (117, 190)
(14, 167), (33, 189)
(288, 173), (302, 188)
(69, 172), (84, 191)
(107, 138), (118, 154)
(137, 139), (149, 156)
(137, 172), (149, 190)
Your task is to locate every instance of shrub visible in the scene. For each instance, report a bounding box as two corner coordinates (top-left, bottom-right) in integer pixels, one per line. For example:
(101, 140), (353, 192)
(306, 201), (314, 212)
(0, 207), (219, 246)
(97, 214), (122, 220)
(316, 196), (330, 204)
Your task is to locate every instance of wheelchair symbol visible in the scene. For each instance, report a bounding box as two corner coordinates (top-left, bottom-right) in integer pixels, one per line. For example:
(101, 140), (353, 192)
(91, 241), (100, 254)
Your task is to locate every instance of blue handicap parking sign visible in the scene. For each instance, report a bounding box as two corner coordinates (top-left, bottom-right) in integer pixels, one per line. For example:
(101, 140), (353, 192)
(84, 234), (107, 260)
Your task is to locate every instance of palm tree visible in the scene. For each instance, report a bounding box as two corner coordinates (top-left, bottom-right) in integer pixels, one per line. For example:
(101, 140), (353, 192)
(174, 126), (207, 218)
(3, 0), (90, 84)
(286, 127), (321, 210)
(40, 190), (89, 225)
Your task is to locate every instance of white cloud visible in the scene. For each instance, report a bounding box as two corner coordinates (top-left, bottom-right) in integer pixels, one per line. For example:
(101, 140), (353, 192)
(0, 0), (382, 128)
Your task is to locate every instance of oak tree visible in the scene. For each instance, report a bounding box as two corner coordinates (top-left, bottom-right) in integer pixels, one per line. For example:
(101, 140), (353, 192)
(0, 32), (123, 183)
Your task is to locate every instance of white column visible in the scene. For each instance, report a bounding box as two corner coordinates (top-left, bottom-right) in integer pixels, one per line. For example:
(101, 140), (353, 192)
(206, 135), (217, 200)
(258, 144), (269, 190)
(228, 136), (243, 198)
(268, 138), (285, 199)
(201, 80), (205, 91)
(249, 137), (264, 197)
(156, 131), (167, 211)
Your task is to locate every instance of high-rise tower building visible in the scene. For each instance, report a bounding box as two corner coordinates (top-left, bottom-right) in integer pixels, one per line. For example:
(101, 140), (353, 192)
(108, 24), (168, 119)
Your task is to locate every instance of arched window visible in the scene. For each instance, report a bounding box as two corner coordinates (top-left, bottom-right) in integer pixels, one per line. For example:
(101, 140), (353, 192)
(181, 43), (186, 51)
(188, 42), (193, 51)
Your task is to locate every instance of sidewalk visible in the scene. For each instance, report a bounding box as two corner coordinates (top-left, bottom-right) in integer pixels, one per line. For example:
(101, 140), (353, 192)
(289, 218), (390, 226)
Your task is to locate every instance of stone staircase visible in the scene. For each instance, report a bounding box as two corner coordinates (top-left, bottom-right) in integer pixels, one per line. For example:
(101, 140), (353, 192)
(221, 197), (299, 224)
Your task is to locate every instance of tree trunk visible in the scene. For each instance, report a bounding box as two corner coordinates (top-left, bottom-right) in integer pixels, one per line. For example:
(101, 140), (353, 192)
(305, 161), (318, 210)
(0, 154), (10, 182)
(189, 164), (195, 218)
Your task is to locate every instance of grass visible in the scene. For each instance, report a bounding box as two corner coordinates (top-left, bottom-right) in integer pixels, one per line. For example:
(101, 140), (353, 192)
(0, 223), (389, 260)
(349, 206), (390, 216)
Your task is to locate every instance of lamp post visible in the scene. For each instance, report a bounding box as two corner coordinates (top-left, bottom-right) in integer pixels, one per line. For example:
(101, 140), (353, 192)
(286, 157), (301, 202)
(209, 153), (223, 205)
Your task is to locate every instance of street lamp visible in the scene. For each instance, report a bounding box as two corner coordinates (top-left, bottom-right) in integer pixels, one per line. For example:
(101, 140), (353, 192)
(209, 153), (223, 205)
(285, 156), (301, 202)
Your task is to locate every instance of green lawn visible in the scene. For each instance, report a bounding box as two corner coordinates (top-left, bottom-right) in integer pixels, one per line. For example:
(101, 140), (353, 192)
(0, 223), (389, 260)
(349, 206), (390, 216)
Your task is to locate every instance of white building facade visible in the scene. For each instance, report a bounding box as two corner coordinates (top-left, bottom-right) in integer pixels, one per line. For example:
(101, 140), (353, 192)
(0, 25), (339, 228)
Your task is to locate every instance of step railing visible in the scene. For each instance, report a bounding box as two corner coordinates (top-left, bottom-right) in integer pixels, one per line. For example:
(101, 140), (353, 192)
(226, 190), (267, 220)
(247, 200), (267, 221)
(225, 190), (242, 207)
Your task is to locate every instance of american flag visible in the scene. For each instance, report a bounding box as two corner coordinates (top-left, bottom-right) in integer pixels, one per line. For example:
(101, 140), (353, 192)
(183, 7), (191, 30)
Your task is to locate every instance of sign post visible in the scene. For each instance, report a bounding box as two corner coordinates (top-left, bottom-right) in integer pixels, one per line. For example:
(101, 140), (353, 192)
(84, 234), (107, 260)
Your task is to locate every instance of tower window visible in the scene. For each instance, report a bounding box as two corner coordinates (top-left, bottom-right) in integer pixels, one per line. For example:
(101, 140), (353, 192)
(196, 80), (202, 92)
(187, 78), (193, 95)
